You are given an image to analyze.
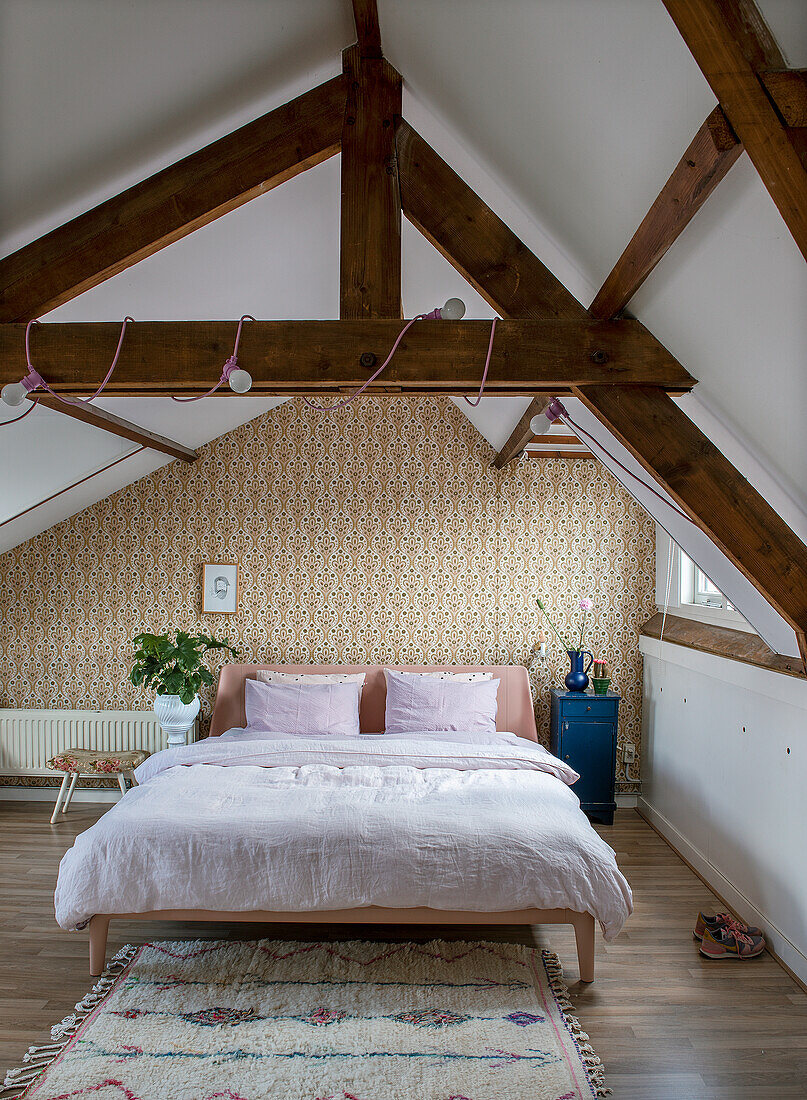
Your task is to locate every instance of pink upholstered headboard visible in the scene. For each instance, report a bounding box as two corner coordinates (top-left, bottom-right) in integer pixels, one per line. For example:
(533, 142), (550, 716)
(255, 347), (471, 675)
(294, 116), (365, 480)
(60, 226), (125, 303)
(209, 665), (538, 742)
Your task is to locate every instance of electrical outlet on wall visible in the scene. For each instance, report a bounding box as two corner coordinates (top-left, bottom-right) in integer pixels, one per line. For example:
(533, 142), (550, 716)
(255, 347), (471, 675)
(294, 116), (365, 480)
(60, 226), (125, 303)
(623, 743), (636, 763)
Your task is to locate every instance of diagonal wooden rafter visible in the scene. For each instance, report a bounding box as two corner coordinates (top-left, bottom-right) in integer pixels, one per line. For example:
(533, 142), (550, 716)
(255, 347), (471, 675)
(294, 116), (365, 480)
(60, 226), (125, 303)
(31, 394), (197, 463)
(663, 0), (807, 262)
(760, 69), (807, 127)
(589, 106), (742, 319)
(0, 76), (347, 323)
(395, 120), (587, 321)
(397, 117), (807, 666)
(574, 386), (807, 664)
(0, 320), (696, 395)
(492, 396), (553, 469)
(340, 46), (402, 319)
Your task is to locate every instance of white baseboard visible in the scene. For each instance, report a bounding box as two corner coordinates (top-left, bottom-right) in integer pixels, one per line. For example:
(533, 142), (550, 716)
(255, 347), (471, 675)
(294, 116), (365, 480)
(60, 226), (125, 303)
(0, 787), (120, 804)
(616, 794), (638, 808)
(639, 796), (807, 987)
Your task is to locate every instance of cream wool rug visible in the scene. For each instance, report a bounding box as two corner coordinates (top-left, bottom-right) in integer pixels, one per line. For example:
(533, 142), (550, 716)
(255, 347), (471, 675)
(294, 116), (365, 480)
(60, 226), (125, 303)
(3, 938), (607, 1100)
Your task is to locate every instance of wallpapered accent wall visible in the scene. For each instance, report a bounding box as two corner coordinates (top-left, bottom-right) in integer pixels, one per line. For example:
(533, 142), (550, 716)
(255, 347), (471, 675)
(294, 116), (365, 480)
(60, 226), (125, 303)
(0, 397), (655, 789)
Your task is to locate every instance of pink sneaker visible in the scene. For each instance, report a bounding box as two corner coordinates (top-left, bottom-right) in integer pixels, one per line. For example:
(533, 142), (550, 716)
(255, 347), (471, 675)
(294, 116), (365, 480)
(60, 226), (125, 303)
(699, 925), (765, 960)
(693, 910), (763, 942)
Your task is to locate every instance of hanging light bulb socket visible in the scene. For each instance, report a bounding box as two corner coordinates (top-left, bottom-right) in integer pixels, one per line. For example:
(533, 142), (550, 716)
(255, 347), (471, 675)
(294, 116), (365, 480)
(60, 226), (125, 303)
(171, 315), (254, 402)
(421, 298), (467, 321)
(530, 396), (568, 436)
(1, 368), (45, 408)
(221, 355), (253, 394)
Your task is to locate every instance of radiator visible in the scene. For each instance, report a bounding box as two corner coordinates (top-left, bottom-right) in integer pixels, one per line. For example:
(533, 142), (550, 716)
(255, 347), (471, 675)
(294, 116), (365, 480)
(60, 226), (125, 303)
(0, 709), (196, 776)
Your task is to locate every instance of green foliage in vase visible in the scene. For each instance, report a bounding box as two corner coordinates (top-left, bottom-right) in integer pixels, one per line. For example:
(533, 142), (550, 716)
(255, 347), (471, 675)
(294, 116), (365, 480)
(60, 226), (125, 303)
(129, 630), (239, 705)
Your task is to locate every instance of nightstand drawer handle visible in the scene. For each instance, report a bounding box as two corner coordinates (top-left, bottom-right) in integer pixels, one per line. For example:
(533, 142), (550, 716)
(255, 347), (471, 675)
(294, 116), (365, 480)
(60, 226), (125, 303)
(586, 706), (591, 712)
(564, 755), (570, 761)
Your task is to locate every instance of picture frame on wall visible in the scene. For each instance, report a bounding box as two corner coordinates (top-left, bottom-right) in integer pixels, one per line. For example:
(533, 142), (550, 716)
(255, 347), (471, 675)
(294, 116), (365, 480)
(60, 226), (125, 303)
(202, 563), (238, 615)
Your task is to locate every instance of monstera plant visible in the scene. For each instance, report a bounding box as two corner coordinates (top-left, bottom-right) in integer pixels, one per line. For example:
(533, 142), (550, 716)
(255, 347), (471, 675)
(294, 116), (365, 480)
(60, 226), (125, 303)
(130, 630), (239, 747)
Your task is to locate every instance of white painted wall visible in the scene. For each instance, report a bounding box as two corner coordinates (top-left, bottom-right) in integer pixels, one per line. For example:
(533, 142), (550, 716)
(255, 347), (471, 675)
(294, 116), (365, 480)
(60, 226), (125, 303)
(639, 635), (807, 984)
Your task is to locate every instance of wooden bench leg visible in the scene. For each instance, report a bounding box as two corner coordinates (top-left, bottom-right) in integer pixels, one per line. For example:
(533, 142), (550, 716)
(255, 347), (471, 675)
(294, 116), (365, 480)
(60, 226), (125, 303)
(573, 912), (596, 982)
(89, 915), (110, 977)
(62, 771), (79, 813)
(50, 774), (70, 824)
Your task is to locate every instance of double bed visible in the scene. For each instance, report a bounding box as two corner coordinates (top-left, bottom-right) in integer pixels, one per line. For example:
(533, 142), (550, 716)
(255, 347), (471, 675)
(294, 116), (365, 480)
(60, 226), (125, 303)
(54, 664), (632, 981)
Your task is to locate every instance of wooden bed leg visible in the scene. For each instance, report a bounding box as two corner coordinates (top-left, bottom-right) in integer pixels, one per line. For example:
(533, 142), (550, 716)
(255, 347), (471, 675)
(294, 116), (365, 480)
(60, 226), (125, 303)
(89, 916), (110, 977)
(573, 912), (595, 982)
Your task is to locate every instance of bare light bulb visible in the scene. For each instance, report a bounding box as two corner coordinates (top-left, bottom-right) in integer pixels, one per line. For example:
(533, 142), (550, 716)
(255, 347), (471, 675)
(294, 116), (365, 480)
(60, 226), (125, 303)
(1, 381), (27, 407)
(439, 297), (466, 320)
(530, 411), (553, 436)
(228, 368), (252, 394)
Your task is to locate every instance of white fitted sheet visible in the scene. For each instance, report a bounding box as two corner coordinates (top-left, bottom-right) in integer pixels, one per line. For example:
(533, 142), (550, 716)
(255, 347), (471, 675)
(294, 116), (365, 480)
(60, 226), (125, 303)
(54, 735), (632, 939)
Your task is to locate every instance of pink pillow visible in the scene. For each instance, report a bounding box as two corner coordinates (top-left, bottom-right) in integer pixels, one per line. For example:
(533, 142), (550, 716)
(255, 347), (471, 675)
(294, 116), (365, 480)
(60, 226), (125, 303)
(244, 679), (360, 737)
(384, 670), (500, 735)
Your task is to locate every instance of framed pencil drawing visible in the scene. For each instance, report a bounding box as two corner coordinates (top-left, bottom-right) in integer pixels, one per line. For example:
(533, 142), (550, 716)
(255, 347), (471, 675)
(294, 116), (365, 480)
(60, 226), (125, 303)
(202, 563), (238, 615)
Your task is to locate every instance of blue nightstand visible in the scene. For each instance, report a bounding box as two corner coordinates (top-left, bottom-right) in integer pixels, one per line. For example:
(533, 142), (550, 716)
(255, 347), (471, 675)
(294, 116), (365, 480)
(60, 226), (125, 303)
(549, 688), (620, 825)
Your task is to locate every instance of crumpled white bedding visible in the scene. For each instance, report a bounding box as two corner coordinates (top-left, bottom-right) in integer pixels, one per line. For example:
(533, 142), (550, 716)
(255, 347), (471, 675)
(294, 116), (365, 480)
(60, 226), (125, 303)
(54, 734), (633, 939)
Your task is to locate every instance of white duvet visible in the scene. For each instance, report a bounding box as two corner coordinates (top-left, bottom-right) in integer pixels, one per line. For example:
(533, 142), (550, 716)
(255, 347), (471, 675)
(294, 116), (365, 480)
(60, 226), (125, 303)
(54, 733), (633, 939)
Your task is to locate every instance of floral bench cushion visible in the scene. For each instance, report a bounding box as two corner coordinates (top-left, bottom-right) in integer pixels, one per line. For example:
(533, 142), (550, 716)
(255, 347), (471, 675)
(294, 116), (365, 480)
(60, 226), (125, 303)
(47, 748), (150, 774)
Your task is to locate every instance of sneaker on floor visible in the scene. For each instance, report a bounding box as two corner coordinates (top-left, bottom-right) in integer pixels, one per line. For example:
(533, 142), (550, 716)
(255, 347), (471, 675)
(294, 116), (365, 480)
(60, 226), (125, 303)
(699, 925), (765, 960)
(694, 910), (763, 941)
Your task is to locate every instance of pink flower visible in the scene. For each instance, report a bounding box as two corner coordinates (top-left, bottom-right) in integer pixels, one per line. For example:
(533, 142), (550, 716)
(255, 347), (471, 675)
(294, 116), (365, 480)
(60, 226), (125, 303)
(579, 597), (593, 611)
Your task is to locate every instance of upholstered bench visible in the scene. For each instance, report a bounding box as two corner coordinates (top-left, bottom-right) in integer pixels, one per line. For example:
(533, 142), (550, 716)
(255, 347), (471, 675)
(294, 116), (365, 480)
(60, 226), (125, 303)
(46, 748), (150, 824)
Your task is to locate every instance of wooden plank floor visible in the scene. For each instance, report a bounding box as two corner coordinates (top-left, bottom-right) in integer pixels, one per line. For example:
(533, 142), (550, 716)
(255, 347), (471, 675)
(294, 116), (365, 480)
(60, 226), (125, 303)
(1, 803), (805, 1099)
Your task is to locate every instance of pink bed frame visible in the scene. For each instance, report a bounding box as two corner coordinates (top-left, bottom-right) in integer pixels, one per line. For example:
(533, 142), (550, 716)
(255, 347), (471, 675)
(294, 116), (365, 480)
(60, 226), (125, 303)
(87, 665), (596, 981)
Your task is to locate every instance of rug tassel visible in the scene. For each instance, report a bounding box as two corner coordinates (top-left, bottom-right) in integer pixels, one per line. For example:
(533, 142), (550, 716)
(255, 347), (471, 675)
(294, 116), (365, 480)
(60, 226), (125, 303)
(0, 945), (137, 1099)
(542, 950), (611, 1097)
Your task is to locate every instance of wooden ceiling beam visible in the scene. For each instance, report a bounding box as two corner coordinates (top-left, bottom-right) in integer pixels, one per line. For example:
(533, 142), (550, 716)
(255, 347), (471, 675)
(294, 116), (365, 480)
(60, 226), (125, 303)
(32, 395), (198, 463)
(590, 106), (742, 319)
(575, 385), (807, 665)
(492, 396), (553, 468)
(0, 76), (347, 322)
(396, 119), (588, 320)
(663, 0), (807, 262)
(340, 46), (402, 319)
(760, 69), (807, 128)
(0, 320), (696, 396)
(351, 0), (383, 59)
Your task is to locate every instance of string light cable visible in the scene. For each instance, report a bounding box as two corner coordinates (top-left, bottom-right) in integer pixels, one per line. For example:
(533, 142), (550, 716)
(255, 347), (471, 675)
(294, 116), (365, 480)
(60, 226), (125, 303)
(533, 397), (693, 523)
(1, 317), (134, 421)
(302, 299), (494, 413)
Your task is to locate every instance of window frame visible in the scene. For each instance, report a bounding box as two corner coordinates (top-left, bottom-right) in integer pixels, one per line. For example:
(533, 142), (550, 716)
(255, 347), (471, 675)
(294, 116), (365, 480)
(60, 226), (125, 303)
(655, 526), (755, 633)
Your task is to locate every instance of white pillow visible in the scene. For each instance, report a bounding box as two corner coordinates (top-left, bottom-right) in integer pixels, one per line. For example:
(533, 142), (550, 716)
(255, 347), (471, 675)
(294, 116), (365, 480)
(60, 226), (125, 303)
(385, 669), (492, 683)
(257, 670), (366, 693)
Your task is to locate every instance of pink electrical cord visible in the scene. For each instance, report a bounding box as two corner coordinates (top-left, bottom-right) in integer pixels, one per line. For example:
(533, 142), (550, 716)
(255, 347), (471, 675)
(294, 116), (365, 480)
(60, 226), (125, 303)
(171, 315), (255, 401)
(25, 316), (133, 404)
(303, 314), (498, 412)
(463, 317), (496, 407)
(1, 319), (132, 429)
(549, 398), (692, 522)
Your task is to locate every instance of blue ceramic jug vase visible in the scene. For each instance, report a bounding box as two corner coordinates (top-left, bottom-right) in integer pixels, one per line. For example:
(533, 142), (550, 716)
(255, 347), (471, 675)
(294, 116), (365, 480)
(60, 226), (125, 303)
(565, 649), (594, 692)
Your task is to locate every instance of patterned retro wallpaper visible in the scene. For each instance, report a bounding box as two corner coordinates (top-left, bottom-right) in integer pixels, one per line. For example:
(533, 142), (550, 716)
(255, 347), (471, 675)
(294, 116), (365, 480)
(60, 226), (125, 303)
(0, 396), (655, 789)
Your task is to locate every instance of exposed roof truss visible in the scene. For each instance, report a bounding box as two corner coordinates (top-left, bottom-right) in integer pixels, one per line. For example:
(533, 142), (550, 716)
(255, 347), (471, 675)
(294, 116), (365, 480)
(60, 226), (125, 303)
(0, 0), (805, 666)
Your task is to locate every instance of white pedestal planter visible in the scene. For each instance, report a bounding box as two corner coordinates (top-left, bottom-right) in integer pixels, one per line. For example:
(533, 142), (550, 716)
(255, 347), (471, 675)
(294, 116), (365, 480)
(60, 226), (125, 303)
(153, 693), (200, 748)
